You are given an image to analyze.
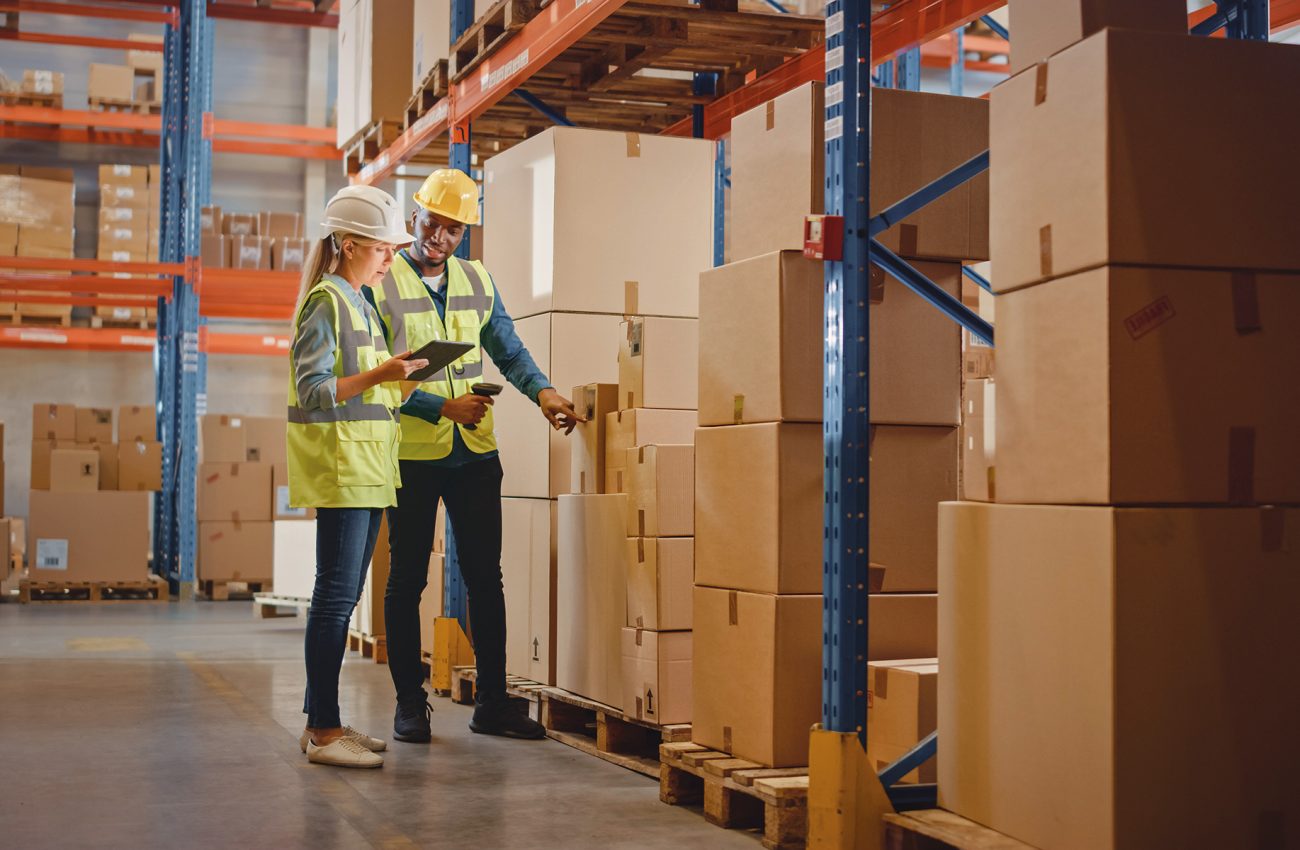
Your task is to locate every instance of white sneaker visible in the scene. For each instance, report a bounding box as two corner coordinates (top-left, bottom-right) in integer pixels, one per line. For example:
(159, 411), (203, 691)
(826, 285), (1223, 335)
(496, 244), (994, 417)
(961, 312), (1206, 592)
(299, 726), (387, 753)
(306, 735), (384, 768)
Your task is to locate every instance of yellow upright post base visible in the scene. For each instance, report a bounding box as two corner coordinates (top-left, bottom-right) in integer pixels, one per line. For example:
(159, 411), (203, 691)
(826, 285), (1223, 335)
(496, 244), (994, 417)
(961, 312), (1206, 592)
(807, 725), (895, 850)
(431, 616), (475, 692)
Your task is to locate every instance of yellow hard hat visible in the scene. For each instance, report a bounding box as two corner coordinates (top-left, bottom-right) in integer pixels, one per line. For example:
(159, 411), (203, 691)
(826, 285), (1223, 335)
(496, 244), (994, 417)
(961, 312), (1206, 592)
(413, 168), (480, 225)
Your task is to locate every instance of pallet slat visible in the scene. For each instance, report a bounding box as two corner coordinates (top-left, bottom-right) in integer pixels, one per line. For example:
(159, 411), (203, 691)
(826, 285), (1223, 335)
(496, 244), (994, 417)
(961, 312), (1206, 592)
(19, 578), (168, 604)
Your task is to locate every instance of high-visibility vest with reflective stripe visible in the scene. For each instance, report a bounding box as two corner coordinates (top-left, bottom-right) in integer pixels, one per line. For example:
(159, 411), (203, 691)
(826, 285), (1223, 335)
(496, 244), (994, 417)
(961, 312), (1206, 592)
(371, 255), (498, 461)
(286, 278), (402, 508)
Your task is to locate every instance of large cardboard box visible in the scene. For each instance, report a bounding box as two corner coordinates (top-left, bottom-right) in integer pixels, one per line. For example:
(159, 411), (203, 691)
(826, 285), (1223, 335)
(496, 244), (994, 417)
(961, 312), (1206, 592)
(698, 252), (961, 427)
(501, 497), (557, 684)
(221, 212), (257, 236)
(30, 440), (75, 490)
(75, 407), (114, 444)
(28, 490), (151, 582)
(960, 380), (995, 502)
(992, 30), (1300, 293)
(118, 440), (162, 491)
(33, 403), (76, 441)
(87, 63), (135, 101)
(229, 235), (272, 270)
(621, 629), (692, 725)
(271, 237), (308, 272)
(867, 659), (938, 783)
(49, 449), (99, 492)
(869, 593), (938, 661)
(197, 462), (273, 522)
(483, 127), (714, 319)
(256, 211), (303, 239)
(624, 445), (694, 538)
(411, 0), (450, 92)
(692, 588), (821, 767)
(1007, 0), (1188, 75)
(617, 317), (698, 411)
(997, 266), (1300, 504)
(127, 33), (165, 72)
(626, 536), (693, 631)
(272, 519), (317, 600)
(198, 521), (274, 582)
(87, 442), (118, 490)
(556, 494), (628, 707)
(569, 383), (618, 495)
(694, 423), (821, 594)
(201, 413), (248, 463)
(938, 501), (1300, 850)
(272, 464), (315, 520)
(483, 311), (625, 498)
(337, 0), (415, 146)
(244, 416), (287, 464)
(870, 426), (959, 592)
(603, 408), (698, 493)
(119, 404), (155, 442)
(730, 83), (988, 264)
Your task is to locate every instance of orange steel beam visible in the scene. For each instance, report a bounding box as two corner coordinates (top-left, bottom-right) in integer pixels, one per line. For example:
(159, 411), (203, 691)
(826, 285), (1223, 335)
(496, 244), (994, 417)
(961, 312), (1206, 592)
(2, 255), (184, 276)
(2, 293), (159, 308)
(0, 0), (175, 24)
(0, 30), (165, 51)
(0, 274), (172, 297)
(354, 99), (450, 185)
(0, 326), (156, 352)
(207, 0), (337, 26)
(0, 124), (161, 147)
(0, 103), (159, 130)
(199, 327), (290, 356)
(207, 116), (336, 143)
(212, 138), (341, 159)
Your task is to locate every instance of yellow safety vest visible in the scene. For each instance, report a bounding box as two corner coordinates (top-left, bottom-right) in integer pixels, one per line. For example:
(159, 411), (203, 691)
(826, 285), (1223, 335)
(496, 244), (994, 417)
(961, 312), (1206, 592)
(371, 255), (498, 461)
(286, 277), (402, 508)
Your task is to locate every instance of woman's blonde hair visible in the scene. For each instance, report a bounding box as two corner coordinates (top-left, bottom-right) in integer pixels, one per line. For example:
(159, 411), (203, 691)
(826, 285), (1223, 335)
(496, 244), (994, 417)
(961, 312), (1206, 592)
(293, 231), (385, 313)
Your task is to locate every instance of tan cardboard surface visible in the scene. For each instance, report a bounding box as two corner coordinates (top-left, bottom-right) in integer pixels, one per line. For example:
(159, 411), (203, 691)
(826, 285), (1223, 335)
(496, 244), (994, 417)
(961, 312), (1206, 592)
(118, 440), (161, 491)
(867, 659), (938, 782)
(625, 444), (694, 538)
(556, 494), (628, 707)
(419, 552), (446, 655)
(87, 63), (134, 100)
(197, 462), (273, 522)
(75, 407), (114, 444)
(870, 426), (958, 592)
(960, 379), (995, 502)
(29, 490), (151, 582)
(1007, 0), (1188, 75)
(32, 403), (75, 441)
(626, 536), (694, 631)
(501, 497), (557, 684)
(88, 442), (118, 490)
(49, 449), (99, 493)
(617, 317), (699, 411)
(621, 628), (692, 725)
(336, 0), (414, 146)
(570, 383), (618, 495)
(198, 521), (274, 583)
(29, 440), (75, 490)
(118, 404), (155, 442)
(869, 594), (937, 661)
(201, 414), (247, 463)
(603, 408), (698, 493)
(244, 416), (287, 464)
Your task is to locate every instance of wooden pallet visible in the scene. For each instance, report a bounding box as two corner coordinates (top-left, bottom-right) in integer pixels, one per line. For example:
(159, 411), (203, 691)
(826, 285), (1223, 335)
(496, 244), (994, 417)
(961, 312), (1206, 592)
(404, 59), (450, 130)
(342, 119), (404, 175)
(90, 314), (156, 330)
(0, 91), (62, 108)
(347, 629), (387, 664)
(197, 579), (270, 601)
(659, 741), (809, 850)
(251, 592), (310, 618)
(0, 309), (73, 327)
(882, 810), (1037, 850)
(449, 0), (543, 81)
(88, 97), (161, 115)
(19, 577), (169, 604)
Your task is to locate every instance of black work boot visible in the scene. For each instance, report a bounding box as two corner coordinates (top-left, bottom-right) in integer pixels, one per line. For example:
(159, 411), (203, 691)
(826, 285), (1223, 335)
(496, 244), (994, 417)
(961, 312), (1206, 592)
(393, 697), (433, 743)
(468, 692), (545, 740)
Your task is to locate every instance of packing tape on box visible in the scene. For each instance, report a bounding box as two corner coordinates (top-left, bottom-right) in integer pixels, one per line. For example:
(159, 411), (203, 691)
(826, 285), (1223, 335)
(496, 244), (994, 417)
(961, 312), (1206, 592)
(638, 445), (646, 464)
(625, 132), (641, 158)
(1228, 426), (1256, 505)
(579, 471), (587, 492)
(209, 530), (224, 542)
(1231, 272), (1262, 334)
(728, 590), (738, 625)
(898, 223), (919, 258)
(637, 537), (645, 562)
(635, 628), (643, 647)
(625, 391), (636, 409)
(624, 281), (639, 315)
(1260, 507), (1285, 553)
(1034, 63), (1049, 105)
(722, 726), (733, 753)
(1039, 224), (1053, 278)
(765, 100), (776, 131)
(986, 465), (997, 502)
(868, 564), (886, 594)
(635, 614), (644, 628)
(635, 695), (644, 719)
(638, 510), (646, 537)
(205, 472), (220, 485)
(732, 394), (744, 425)
(873, 667), (889, 700)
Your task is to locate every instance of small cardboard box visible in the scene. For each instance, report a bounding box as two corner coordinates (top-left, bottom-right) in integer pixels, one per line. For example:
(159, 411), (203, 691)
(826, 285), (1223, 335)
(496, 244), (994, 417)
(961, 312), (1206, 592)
(244, 416), (287, 464)
(1007, 0), (1188, 75)
(617, 317), (699, 411)
(352, 513), (390, 636)
(960, 380), (995, 502)
(419, 552), (446, 655)
(98, 164), (149, 188)
(21, 69), (63, 96)
(75, 407), (114, 444)
(867, 659), (938, 783)
(624, 444), (694, 538)
(29, 490), (150, 582)
(32, 403), (76, 441)
(201, 413), (247, 463)
(90, 441), (119, 490)
(200, 205), (222, 233)
(229, 235), (271, 270)
(626, 536), (693, 631)
(271, 237), (309, 272)
(50, 448), (99, 492)
(197, 462), (273, 522)
(570, 383), (619, 495)
(221, 212), (258, 236)
(621, 628), (692, 725)
(200, 233), (227, 269)
(87, 63), (135, 101)
(98, 205), (146, 226)
(257, 211), (304, 239)
(272, 464), (315, 520)
(30, 440), (75, 490)
(118, 440), (162, 491)
(98, 222), (148, 253)
(118, 404), (155, 442)
(198, 521), (274, 583)
(501, 497), (556, 683)
(603, 408), (698, 493)
(127, 33), (165, 71)
(272, 519), (317, 600)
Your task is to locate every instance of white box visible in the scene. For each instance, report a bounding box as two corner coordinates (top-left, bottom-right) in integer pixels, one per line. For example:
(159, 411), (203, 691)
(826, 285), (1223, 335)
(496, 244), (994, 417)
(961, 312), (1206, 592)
(272, 520), (317, 601)
(501, 497), (557, 684)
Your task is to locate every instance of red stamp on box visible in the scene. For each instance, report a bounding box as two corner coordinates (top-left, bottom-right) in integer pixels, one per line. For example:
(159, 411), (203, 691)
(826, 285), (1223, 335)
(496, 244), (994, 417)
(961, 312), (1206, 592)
(1124, 296), (1175, 340)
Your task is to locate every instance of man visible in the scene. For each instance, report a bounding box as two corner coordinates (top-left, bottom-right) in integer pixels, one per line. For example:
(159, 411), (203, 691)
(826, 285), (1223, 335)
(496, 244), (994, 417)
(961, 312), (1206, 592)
(367, 168), (581, 742)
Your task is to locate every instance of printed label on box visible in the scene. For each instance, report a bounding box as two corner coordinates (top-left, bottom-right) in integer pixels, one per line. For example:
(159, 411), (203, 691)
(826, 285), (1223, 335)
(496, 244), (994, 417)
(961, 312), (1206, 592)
(276, 485), (308, 518)
(36, 538), (69, 570)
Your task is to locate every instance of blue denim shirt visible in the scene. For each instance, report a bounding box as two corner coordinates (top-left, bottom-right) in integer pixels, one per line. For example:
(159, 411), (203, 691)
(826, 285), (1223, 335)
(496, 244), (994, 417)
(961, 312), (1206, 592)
(363, 251), (552, 468)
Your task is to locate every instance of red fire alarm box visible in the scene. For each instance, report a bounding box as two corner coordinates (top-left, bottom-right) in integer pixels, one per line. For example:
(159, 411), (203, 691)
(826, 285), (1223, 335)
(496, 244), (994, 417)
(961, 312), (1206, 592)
(803, 214), (844, 261)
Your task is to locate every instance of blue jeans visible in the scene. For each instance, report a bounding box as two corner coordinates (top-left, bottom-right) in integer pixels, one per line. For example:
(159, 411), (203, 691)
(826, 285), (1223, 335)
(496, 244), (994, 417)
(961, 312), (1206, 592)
(303, 506), (383, 729)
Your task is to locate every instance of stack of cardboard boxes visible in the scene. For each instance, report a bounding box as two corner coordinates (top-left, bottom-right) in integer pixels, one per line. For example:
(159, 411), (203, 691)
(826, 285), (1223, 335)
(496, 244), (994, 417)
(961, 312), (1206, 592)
(199, 206), (308, 272)
(0, 166), (76, 322)
(687, 81), (987, 768)
(27, 403), (159, 585)
(97, 163), (161, 323)
(938, 4), (1300, 848)
(20, 69), (64, 106)
(483, 126), (715, 690)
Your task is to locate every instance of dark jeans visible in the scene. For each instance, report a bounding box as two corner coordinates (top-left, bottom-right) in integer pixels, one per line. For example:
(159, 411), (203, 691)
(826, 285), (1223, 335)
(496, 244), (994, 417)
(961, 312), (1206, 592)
(385, 456), (506, 704)
(303, 506), (383, 729)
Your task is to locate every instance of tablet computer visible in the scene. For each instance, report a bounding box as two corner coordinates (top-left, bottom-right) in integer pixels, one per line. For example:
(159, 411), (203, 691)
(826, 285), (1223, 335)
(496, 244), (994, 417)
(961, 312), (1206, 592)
(404, 339), (474, 382)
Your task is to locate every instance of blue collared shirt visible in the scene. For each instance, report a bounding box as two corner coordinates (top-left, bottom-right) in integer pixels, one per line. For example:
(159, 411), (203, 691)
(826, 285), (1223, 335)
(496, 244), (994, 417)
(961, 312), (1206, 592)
(363, 251), (552, 468)
(291, 273), (384, 412)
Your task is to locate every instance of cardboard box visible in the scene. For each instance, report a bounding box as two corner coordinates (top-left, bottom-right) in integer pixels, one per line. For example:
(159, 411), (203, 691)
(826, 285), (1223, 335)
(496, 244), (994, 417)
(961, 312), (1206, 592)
(90, 441), (119, 490)
(99, 164), (149, 188)
(197, 462), (273, 522)
(257, 211), (304, 240)
(33, 403), (76, 441)
(621, 628), (692, 725)
(694, 423), (821, 594)
(1007, 0), (1188, 75)
(960, 380), (995, 502)
(501, 497), (557, 683)
(201, 413), (247, 463)
(22, 69), (63, 96)
(482, 311), (626, 498)
(272, 463), (315, 520)
(617, 317), (698, 411)
(556, 494), (629, 707)
(869, 593), (938, 660)
(730, 83), (988, 264)
(49, 449), (99, 492)
(5, 517), (24, 573)
(88, 63), (134, 101)
(411, 0), (450, 92)
(30, 440), (75, 490)
(98, 222), (148, 253)
(221, 212), (257, 236)
(870, 426), (959, 593)
(352, 512), (390, 636)
(626, 536), (693, 631)
(483, 127), (714, 319)
(271, 237), (309, 272)
(229, 235), (271, 270)
(962, 330), (995, 381)
(693, 588), (821, 767)
(337, 0), (415, 146)
(243, 417), (287, 464)
(992, 30), (1300, 292)
(624, 444), (694, 538)
(118, 440), (161, 491)
(419, 552), (446, 654)
(998, 266), (1300, 504)
(28, 490), (151, 582)
(75, 407), (114, 444)
(867, 659), (938, 783)
(118, 404), (155, 442)
(603, 408), (698, 493)
(98, 204), (146, 226)
(200, 205), (222, 233)
(938, 501), (1300, 850)
(198, 521), (274, 583)
(200, 233), (227, 268)
(570, 383), (619, 495)
(272, 520), (317, 600)
(127, 33), (165, 72)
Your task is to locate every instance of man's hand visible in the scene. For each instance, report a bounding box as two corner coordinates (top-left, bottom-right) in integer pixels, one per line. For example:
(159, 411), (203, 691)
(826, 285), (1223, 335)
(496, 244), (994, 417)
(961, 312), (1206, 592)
(538, 388), (583, 435)
(442, 391), (493, 425)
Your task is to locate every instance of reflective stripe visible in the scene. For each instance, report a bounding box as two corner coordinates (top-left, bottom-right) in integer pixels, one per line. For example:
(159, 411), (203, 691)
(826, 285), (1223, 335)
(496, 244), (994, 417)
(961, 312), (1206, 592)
(452, 258), (491, 321)
(287, 403), (397, 424)
(379, 269), (433, 352)
(449, 359), (483, 380)
(320, 287), (375, 376)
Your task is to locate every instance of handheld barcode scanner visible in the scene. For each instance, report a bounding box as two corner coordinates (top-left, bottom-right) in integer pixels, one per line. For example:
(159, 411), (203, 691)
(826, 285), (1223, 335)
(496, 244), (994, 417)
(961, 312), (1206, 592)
(464, 382), (502, 430)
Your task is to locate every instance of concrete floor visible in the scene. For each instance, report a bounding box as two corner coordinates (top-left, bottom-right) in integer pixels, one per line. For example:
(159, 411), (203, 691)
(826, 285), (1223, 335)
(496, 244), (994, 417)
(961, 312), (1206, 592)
(0, 602), (760, 849)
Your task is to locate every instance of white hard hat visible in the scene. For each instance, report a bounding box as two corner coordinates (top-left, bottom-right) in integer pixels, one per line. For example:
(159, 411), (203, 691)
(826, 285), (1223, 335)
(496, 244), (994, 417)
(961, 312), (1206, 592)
(320, 185), (415, 245)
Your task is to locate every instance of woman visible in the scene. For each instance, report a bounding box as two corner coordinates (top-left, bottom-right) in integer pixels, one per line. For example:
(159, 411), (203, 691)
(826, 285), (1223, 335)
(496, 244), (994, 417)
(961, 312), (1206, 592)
(286, 186), (428, 768)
